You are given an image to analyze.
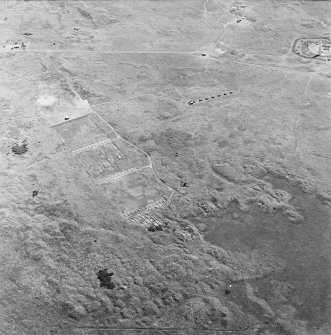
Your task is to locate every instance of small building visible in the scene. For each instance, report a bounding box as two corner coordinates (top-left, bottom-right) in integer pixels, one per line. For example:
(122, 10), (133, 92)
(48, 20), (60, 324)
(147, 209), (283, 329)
(321, 43), (331, 56)
(0, 43), (24, 52)
(316, 41), (331, 59)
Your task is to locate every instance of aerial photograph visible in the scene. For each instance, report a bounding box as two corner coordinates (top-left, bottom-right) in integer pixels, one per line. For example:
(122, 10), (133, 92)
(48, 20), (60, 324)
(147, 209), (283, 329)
(0, 0), (330, 334)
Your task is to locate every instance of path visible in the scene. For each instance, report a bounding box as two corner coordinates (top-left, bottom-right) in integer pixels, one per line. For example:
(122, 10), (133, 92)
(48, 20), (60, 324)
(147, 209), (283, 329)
(51, 57), (176, 202)
(6, 48), (201, 55)
(202, 0), (210, 19)
(209, 0), (266, 52)
(74, 323), (265, 332)
(304, 74), (330, 116)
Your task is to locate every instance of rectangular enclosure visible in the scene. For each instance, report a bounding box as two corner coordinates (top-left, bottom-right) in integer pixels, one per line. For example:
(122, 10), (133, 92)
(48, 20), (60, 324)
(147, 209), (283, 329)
(74, 138), (149, 182)
(102, 167), (170, 216)
(52, 113), (117, 151)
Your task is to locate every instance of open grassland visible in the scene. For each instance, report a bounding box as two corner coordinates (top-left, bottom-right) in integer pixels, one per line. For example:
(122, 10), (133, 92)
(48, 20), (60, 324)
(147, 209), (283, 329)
(0, 1), (330, 335)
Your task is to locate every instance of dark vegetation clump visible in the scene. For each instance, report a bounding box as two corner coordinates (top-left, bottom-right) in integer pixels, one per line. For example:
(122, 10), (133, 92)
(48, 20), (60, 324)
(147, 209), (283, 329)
(97, 269), (115, 289)
(12, 141), (28, 155)
(35, 201), (82, 223)
(148, 224), (163, 232)
(147, 219), (168, 232)
(221, 319), (228, 327)
(77, 7), (93, 20)
(32, 190), (38, 197)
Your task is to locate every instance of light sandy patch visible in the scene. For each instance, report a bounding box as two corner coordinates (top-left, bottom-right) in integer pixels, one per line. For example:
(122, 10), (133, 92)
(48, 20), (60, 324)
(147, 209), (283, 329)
(37, 95), (57, 107)
(46, 98), (91, 126)
(75, 98), (91, 110)
(308, 43), (320, 55)
(0, 84), (19, 99)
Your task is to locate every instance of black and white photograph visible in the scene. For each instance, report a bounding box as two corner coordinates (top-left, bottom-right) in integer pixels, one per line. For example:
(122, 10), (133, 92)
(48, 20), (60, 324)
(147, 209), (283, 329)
(0, 0), (330, 334)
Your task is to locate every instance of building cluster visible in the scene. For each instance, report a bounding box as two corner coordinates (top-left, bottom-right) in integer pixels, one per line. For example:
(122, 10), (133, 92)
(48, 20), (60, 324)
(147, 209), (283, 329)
(318, 41), (331, 58)
(294, 38), (331, 61)
(0, 43), (25, 52)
